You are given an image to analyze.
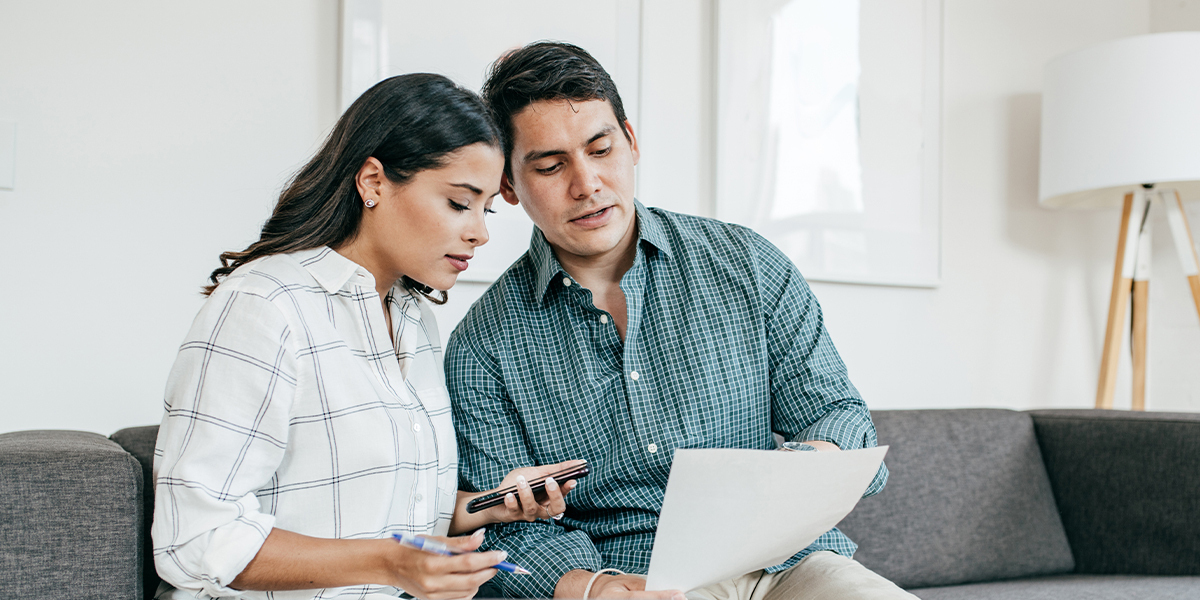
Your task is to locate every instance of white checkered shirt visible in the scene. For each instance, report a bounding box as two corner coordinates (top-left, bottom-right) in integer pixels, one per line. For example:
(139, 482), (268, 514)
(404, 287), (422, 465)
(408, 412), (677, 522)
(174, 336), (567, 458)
(152, 247), (456, 600)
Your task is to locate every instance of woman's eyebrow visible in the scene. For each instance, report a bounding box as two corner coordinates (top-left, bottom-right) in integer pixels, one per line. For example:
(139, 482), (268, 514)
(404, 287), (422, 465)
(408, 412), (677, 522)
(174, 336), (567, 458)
(450, 182), (484, 195)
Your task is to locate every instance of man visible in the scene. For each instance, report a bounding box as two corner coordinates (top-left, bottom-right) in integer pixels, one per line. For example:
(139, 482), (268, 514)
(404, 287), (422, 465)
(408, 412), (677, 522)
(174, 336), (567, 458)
(446, 42), (910, 600)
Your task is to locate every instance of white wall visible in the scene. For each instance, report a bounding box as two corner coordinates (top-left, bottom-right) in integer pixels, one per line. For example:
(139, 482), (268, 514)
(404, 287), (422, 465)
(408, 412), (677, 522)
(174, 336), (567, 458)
(0, 1), (341, 433)
(3, 0), (1198, 435)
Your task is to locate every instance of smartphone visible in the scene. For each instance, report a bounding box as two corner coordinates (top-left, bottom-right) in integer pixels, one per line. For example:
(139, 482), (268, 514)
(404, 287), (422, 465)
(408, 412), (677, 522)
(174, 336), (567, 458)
(465, 461), (590, 514)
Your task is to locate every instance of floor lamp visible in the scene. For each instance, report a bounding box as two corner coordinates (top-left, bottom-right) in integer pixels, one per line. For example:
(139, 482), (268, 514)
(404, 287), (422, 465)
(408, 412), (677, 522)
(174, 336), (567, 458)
(1039, 32), (1200, 410)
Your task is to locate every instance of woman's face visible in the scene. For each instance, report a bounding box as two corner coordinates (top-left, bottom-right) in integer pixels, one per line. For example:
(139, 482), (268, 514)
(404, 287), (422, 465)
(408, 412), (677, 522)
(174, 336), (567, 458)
(353, 142), (504, 291)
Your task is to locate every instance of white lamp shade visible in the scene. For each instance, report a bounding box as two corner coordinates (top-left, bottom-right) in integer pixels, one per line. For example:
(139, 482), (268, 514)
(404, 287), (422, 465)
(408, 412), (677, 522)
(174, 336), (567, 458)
(1039, 32), (1200, 208)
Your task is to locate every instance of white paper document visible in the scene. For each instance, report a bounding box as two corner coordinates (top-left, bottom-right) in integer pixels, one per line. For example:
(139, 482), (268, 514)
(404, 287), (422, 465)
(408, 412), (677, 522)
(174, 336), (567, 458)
(645, 446), (888, 592)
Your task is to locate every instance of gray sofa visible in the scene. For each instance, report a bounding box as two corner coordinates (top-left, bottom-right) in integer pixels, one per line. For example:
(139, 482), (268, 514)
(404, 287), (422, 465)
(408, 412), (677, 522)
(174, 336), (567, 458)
(2, 409), (1198, 599)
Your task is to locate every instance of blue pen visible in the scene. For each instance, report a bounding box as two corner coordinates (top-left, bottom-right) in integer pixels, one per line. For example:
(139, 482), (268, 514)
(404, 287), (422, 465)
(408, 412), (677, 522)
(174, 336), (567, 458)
(392, 533), (531, 575)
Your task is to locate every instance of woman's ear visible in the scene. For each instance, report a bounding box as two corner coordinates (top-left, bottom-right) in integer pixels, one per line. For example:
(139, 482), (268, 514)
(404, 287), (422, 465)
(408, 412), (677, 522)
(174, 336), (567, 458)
(355, 157), (386, 206)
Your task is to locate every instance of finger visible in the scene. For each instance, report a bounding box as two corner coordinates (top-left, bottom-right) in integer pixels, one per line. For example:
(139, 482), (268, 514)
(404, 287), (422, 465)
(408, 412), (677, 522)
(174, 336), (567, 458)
(444, 550), (509, 574)
(436, 529), (485, 554)
(423, 575), (489, 600)
(514, 475), (540, 519)
(541, 476), (567, 516)
(502, 491), (520, 515)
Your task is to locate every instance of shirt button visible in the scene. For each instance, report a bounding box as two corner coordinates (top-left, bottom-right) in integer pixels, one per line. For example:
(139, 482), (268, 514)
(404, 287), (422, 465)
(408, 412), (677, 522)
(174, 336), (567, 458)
(599, 315), (609, 324)
(412, 423), (421, 432)
(648, 443), (658, 454)
(630, 371), (640, 381)
(415, 493), (423, 502)
(563, 277), (573, 287)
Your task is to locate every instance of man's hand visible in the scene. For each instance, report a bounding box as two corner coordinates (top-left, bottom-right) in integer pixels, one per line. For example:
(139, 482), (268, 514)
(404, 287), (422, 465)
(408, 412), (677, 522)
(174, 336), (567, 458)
(803, 440), (840, 452)
(555, 569), (685, 600)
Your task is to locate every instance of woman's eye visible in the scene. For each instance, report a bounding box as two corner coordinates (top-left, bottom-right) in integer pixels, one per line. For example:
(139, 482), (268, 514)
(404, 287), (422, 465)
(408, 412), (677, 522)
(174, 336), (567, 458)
(484, 208), (497, 215)
(448, 200), (469, 212)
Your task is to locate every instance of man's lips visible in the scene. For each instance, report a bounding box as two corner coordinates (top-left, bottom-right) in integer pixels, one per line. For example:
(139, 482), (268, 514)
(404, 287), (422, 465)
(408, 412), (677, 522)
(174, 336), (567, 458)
(570, 206), (613, 224)
(445, 254), (471, 271)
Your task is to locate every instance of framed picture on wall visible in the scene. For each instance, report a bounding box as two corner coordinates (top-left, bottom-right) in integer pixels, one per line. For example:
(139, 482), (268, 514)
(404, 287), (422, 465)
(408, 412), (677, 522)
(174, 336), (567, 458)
(716, 0), (942, 287)
(339, 0), (642, 283)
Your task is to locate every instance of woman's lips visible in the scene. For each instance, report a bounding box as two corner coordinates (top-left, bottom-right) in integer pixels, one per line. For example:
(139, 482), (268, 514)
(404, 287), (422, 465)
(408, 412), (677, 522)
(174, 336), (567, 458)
(445, 255), (470, 271)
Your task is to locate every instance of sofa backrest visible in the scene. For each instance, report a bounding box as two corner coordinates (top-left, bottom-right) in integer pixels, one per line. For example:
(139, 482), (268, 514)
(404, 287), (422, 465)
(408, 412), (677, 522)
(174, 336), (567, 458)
(1031, 409), (1200, 575)
(0, 430), (144, 599)
(836, 409), (1075, 589)
(110, 425), (161, 600)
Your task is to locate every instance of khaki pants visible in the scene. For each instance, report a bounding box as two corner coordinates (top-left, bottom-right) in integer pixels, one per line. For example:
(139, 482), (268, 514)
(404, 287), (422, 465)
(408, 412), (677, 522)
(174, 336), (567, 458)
(686, 551), (917, 600)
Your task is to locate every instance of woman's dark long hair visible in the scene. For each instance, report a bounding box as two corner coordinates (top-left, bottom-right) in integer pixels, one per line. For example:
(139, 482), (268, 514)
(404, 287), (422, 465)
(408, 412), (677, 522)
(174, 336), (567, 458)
(204, 73), (503, 302)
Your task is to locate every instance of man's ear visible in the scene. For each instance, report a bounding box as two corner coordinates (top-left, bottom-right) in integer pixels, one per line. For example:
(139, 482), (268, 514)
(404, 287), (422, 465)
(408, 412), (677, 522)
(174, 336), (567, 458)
(624, 120), (640, 166)
(355, 157), (385, 203)
(500, 172), (520, 206)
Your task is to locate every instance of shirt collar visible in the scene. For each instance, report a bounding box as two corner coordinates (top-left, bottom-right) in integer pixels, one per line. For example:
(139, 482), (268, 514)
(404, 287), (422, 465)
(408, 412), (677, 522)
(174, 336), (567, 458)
(531, 199), (674, 305)
(293, 246), (374, 294)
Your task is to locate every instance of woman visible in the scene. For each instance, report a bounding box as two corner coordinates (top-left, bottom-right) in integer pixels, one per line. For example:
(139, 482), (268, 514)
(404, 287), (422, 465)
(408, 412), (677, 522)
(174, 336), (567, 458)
(152, 74), (577, 600)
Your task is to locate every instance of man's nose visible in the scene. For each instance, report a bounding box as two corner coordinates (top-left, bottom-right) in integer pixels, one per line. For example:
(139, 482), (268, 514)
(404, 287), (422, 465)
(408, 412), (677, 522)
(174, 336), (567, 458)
(568, 160), (602, 200)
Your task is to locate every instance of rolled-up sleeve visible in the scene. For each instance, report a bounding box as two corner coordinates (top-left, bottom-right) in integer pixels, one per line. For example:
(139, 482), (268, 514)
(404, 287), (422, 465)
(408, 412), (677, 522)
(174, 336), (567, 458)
(152, 290), (298, 597)
(447, 327), (603, 598)
(750, 231), (889, 497)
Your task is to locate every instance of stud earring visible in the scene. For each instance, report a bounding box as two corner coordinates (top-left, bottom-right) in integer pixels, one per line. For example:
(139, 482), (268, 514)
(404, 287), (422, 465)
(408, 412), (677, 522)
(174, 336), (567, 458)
(364, 198), (376, 208)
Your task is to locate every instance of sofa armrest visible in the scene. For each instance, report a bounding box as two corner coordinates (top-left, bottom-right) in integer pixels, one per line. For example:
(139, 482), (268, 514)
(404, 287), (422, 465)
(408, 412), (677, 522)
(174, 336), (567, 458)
(0, 430), (144, 599)
(1031, 410), (1200, 575)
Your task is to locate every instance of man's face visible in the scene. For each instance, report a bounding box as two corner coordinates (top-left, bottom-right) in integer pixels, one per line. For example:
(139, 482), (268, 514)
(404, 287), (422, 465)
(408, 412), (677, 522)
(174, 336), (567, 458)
(500, 99), (639, 264)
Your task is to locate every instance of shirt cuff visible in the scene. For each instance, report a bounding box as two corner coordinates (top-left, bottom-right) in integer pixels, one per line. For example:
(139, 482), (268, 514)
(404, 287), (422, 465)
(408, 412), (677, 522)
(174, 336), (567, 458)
(154, 494), (276, 599)
(485, 523), (603, 598)
(793, 406), (889, 496)
(793, 405), (872, 450)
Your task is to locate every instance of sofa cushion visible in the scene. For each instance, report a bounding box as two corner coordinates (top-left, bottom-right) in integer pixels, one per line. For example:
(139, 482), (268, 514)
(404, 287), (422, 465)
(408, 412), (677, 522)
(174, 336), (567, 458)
(0, 430), (143, 599)
(911, 574), (1200, 599)
(836, 409), (1075, 589)
(1031, 410), (1200, 575)
(111, 425), (162, 600)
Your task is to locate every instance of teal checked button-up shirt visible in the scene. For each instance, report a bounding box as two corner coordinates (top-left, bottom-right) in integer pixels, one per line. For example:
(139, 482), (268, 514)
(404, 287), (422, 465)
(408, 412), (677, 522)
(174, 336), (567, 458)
(447, 201), (888, 598)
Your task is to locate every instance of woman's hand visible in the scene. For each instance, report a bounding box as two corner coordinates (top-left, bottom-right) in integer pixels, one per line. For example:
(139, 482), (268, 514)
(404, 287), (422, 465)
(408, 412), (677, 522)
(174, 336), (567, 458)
(449, 460), (585, 534)
(383, 529), (504, 600)
(485, 460), (584, 524)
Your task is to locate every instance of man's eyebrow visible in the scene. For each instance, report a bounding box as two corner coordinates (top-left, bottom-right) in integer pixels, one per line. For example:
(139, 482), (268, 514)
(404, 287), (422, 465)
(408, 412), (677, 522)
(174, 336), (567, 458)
(520, 126), (617, 164)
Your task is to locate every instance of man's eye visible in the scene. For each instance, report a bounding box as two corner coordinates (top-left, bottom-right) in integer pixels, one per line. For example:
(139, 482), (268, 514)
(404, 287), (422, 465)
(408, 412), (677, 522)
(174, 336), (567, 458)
(448, 200), (469, 212)
(593, 146), (612, 156)
(535, 163), (561, 175)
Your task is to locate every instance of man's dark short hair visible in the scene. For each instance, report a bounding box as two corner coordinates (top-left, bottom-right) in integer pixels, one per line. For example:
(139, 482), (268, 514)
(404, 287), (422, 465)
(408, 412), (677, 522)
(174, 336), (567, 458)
(482, 41), (631, 175)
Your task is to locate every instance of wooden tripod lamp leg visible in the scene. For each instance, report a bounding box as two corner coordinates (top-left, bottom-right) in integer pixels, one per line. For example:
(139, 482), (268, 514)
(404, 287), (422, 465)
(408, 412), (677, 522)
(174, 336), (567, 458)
(1164, 190), (1200, 323)
(1097, 191), (1143, 409)
(1131, 216), (1152, 411)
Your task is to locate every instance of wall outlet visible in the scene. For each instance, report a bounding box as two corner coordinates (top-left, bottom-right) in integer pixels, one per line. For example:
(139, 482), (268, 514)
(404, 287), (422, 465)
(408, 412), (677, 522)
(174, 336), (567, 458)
(0, 121), (15, 190)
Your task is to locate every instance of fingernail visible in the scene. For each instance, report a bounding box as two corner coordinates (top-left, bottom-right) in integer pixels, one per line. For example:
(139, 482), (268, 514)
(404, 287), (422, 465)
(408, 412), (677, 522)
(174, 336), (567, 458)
(505, 492), (515, 502)
(516, 475), (528, 487)
(497, 551), (508, 561)
(545, 476), (558, 490)
(566, 480), (577, 489)
(473, 528), (485, 538)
